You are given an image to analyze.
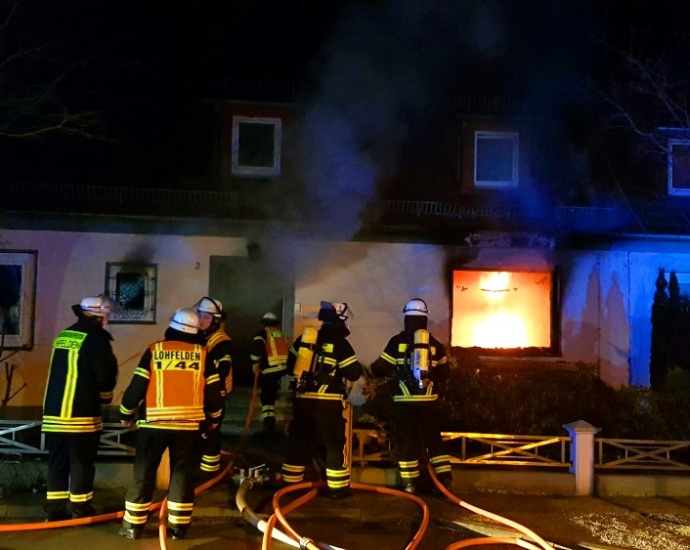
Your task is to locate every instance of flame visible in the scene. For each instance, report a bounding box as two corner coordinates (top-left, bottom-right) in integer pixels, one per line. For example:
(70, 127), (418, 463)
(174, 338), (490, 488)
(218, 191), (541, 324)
(473, 311), (528, 348)
(452, 270), (551, 349)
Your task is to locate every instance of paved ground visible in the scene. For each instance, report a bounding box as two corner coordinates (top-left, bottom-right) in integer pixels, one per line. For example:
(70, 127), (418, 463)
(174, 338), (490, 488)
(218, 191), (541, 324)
(3, 433), (690, 549)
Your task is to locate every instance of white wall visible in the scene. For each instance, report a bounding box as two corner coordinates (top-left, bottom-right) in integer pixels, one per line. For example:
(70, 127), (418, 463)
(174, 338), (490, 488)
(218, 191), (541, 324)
(1, 229), (248, 408)
(7, 227), (690, 409)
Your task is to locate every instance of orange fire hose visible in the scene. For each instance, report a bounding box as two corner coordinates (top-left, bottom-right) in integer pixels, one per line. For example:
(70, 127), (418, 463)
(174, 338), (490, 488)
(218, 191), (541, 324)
(427, 464), (552, 550)
(261, 480), (430, 550)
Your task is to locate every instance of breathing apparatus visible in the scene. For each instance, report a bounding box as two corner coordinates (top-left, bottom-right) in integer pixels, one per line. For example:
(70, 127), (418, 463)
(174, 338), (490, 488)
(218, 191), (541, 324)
(292, 326), (318, 392)
(403, 298), (431, 391)
(411, 329), (431, 390)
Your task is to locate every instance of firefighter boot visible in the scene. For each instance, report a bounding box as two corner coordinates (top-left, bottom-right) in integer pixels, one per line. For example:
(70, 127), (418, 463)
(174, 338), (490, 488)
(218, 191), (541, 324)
(402, 480), (416, 494)
(118, 521), (144, 540)
(72, 502), (98, 518)
(167, 525), (189, 540)
(44, 501), (71, 522)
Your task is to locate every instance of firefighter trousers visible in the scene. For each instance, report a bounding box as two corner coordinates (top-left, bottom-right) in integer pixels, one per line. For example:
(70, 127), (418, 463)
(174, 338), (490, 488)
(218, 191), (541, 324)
(200, 405), (226, 474)
(44, 431), (101, 518)
(391, 400), (451, 487)
(259, 372), (283, 429)
(123, 427), (201, 531)
(281, 397), (351, 496)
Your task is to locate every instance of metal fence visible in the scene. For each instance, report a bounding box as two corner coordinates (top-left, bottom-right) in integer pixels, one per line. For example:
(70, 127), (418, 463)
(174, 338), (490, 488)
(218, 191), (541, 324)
(8, 420), (690, 473)
(1, 420), (135, 457)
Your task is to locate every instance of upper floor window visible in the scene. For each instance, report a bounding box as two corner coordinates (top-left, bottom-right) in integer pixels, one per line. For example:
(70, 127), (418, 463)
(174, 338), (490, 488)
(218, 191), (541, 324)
(474, 131), (519, 189)
(232, 116), (282, 177)
(668, 138), (690, 196)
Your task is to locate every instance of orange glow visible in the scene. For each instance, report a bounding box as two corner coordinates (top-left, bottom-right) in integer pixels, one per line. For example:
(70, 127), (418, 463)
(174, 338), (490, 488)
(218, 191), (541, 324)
(452, 270), (552, 349)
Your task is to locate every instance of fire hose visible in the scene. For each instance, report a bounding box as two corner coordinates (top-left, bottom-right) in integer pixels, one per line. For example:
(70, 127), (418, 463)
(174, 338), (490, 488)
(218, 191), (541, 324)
(232, 461), (566, 550)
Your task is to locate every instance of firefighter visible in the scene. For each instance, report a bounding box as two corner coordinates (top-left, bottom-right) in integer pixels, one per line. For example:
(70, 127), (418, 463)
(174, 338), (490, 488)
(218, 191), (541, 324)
(370, 298), (452, 494)
(118, 308), (223, 540)
(281, 301), (363, 500)
(41, 295), (119, 521)
(250, 311), (289, 435)
(193, 296), (234, 476)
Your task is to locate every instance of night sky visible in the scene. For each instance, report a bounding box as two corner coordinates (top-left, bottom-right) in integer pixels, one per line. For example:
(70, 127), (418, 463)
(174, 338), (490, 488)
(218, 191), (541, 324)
(1, 0), (689, 190)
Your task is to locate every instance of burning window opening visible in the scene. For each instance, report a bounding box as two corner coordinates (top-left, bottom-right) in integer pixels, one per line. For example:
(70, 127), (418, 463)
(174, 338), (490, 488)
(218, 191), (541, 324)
(452, 269), (556, 354)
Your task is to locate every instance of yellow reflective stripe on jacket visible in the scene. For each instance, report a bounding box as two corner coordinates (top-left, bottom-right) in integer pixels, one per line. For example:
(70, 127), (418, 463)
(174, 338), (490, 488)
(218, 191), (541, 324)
(393, 394), (439, 402)
(393, 380), (438, 402)
(263, 364), (287, 375)
(50, 330), (88, 418)
(297, 391), (344, 401)
(207, 331), (231, 348)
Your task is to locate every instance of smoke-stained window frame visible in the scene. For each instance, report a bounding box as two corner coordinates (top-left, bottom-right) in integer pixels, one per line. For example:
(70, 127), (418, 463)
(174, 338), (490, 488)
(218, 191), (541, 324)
(0, 250), (37, 350)
(473, 131), (519, 189)
(231, 116), (282, 177)
(104, 262), (157, 325)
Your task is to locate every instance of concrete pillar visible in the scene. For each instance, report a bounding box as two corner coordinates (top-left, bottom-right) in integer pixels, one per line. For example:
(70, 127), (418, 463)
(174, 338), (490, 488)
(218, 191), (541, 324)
(563, 420), (600, 496)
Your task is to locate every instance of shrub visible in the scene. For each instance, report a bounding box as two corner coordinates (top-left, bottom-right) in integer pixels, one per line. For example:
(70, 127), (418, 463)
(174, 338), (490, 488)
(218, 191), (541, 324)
(360, 349), (690, 440)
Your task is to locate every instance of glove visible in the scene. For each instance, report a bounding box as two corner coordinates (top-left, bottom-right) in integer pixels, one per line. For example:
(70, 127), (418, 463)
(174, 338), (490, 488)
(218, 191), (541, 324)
(252, 364), (260, 377)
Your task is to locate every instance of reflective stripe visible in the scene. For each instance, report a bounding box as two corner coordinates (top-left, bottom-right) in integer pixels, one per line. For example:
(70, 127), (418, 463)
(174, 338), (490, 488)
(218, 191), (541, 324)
(297, 391), (344, 401)
(393, 394), (438, 402)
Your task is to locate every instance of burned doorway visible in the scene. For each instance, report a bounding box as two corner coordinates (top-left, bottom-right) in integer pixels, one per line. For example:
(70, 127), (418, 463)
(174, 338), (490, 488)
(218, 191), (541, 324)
(209, 254), (293, 387)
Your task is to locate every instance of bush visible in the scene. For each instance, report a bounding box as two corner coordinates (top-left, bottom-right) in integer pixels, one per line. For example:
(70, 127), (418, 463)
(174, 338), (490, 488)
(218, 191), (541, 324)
(360, 349), (690, 440)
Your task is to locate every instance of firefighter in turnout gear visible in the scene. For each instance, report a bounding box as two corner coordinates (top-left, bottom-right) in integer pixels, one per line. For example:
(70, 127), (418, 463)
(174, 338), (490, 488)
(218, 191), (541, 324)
(41, 295), (118, 521)
(118, 308), (223, 540)
(370, 298), (452, 494)
(281, 302), (363, 500)
(193, 296), (234, 476)
(250, 311), (289, 435)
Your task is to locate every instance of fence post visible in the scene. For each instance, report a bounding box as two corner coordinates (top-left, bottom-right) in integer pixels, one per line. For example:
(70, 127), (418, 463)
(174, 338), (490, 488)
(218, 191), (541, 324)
(563, 420), (600, 496)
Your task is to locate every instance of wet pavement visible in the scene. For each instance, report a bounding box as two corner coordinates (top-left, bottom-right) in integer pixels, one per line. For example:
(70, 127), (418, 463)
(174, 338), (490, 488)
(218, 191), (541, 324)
(4, 433), (690, 549)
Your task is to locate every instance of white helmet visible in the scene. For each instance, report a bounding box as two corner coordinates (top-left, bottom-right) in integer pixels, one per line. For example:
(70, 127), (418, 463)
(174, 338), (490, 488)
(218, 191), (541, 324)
(170, 308), (200, 334)
(194, 297), (224, 319)
(262, 311), (278, 322)
(403, 298), (429, 317)
(80, 295), (114, 318)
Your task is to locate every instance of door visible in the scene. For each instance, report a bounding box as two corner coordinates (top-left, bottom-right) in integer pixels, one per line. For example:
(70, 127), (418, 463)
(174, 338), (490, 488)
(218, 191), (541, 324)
(209, 255), (293, 387)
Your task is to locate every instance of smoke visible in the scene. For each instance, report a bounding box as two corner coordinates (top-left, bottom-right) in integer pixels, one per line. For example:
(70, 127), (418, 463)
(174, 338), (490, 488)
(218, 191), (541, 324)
(292, 1), (495, 238)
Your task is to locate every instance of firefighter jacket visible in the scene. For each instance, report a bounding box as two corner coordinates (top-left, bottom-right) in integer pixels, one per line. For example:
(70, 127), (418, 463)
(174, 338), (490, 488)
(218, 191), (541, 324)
(287, 323), (362, 401)
(119, 328), (224, 431)
(372, 330), (449, 403)
(205, 328), (233, 397)
(42, 313), (118, 434)
(250, 325), (289, 376)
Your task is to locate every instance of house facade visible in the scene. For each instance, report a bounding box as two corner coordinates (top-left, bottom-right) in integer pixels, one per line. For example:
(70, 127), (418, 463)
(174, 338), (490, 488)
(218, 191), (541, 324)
(5, 73), (690, 413)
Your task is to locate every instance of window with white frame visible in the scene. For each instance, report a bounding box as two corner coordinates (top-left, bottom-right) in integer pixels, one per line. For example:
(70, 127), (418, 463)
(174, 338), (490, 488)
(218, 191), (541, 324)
(667, 139), (690, 196)
(232, 116), (282, 176)
(474, 131), (519, 189)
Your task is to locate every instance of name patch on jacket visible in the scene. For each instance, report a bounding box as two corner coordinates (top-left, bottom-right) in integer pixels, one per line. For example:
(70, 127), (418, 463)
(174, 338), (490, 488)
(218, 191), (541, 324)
(153, 349), (202, 369)
(54, 331), (86, 350)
